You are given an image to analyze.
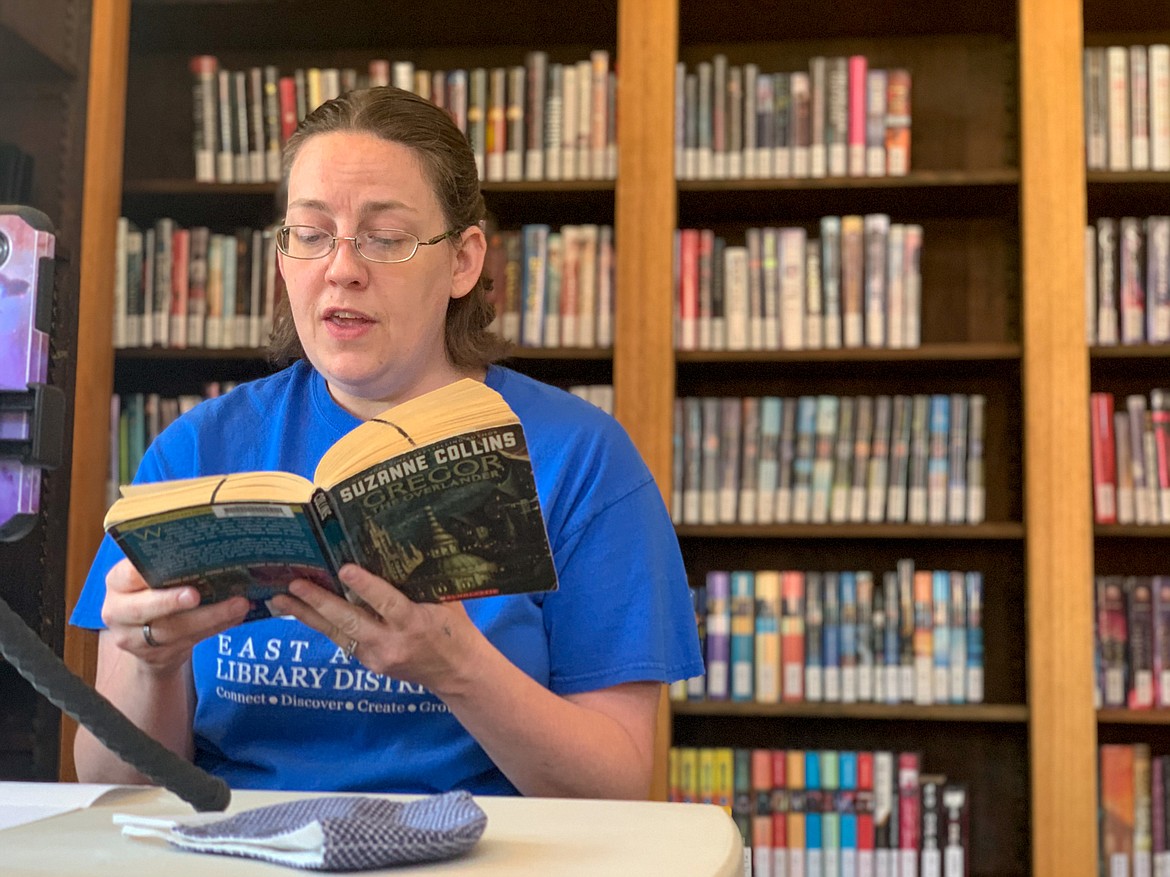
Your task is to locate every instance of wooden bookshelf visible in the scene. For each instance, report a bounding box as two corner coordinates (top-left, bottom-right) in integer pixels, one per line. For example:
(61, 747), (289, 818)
(1084, 13), (1170, 863)
(62, 0), (1102, 873)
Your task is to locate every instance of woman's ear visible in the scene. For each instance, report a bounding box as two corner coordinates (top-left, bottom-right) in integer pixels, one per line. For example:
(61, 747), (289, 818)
(451, 226), (487, 300)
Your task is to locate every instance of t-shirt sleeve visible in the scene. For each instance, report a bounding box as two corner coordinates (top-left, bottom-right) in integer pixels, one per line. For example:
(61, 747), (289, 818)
(541, 475), (704, 695)
(69, 422), (195, 630)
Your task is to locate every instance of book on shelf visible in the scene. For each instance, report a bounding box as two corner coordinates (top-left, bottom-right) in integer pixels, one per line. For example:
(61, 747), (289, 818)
(676, 54), (912, 181)
(670, 561), (985, 707)
(676, 746), (968, 875)
(103, 379), (557, 618)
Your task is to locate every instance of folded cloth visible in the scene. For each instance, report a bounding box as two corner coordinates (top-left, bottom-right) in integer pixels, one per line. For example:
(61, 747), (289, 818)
(116, 791), (487, 871)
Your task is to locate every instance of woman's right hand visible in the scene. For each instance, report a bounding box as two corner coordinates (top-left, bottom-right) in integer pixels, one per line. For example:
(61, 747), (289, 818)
(99, 559), (251, 673)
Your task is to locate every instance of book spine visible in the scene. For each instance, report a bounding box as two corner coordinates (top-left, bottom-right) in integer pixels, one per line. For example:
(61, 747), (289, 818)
(898, 753), (921, 877)
(1128, 576), (1156, 708)
(848, 55), (868, 176)
(755, 570), (783, 703)
(705, 570), (732, 700)
(941, 785), (968, 877)
(730, 570), (756, 701)
(805, 571), (825, 702)
(885, 69), (911, 176)
(782, 571), (806, 702)
(966, 572), (984, 703)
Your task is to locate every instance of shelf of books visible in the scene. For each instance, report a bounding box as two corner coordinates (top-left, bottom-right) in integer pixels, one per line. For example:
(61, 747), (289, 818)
(664, 0), (1044, 874)
(106, 0), (640, 503)
(1084, 0), (1170, 874)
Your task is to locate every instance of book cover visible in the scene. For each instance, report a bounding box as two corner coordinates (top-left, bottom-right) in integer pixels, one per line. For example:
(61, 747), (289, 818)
(105, 380), (558, 619)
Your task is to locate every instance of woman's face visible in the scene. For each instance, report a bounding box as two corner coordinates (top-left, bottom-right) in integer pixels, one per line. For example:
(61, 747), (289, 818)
(278, 131), (485, 417)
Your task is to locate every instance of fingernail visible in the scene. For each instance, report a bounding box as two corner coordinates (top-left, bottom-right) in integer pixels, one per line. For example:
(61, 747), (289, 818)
(339, 565), (359, 584)
(177, 588), (200, 608)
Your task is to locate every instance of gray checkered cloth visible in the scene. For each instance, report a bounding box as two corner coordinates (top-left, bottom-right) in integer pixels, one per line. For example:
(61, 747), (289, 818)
(163, 792), (487, 870)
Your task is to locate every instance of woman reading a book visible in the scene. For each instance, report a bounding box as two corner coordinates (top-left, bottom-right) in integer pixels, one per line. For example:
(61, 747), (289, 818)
(71, 86), (702, 799)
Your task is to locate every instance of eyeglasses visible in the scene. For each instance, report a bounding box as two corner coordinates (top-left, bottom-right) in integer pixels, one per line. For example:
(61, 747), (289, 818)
(276, 225), (463, 264)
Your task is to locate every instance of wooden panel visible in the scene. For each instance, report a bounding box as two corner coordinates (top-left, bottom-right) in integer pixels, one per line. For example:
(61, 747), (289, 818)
(59, 0), (131, 781)
(1018, 0), (1097, 874)
(614, 0), (677, 801)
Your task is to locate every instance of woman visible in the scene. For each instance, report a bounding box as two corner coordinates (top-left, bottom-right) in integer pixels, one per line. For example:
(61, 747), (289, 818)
(71, 87), (702, 798)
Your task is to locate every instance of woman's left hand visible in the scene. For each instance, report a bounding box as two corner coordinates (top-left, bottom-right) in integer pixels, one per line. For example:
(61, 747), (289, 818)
(267, 563), (483, 695)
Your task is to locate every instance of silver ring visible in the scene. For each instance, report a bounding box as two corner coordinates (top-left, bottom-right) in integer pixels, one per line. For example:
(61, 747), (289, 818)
(142, 622), (161, 648)
(344, 638), (358, 660)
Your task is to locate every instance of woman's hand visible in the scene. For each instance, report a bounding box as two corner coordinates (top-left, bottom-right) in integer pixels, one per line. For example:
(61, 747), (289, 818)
(268, 564), (483, 695)
(99, 558), (251, 674)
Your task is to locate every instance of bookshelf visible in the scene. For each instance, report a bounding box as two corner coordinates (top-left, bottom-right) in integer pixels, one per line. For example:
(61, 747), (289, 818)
(61, 0), (1098, 873)
(1084, 2), (1170, 871)
(0, 0), (95, 781)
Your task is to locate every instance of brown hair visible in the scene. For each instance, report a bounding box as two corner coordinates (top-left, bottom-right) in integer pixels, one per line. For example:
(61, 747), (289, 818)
(268, 86), (509, 370)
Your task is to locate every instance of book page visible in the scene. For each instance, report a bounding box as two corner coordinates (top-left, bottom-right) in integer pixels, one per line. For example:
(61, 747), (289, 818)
(314, 379), (519, 487)
(107, 471), (315, 527)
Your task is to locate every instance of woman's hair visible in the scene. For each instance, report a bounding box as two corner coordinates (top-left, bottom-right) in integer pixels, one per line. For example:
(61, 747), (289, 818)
(268, 86), (509, 370)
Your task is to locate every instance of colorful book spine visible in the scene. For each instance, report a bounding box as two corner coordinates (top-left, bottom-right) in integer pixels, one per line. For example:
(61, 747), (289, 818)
(755, 570), (783, 703)
(730, 570), (756, 701)
(806, 750), (825, 877)
(705, 571), (732, 700)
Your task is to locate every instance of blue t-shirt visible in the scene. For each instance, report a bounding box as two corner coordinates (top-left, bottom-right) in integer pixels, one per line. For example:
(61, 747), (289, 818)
(72, 363), (702, 794)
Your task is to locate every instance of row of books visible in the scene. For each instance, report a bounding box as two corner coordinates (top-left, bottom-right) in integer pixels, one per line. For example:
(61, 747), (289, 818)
(1099, 743), (1170, 877)
(110, 384), (611, 501)
(109, 385), (237, 503)
(483, 224), (614, 350)
(1086, 217), (1170, 346)
(1095, 575), (1170, 710)
(1084, 45), (1170, 172)
(672, 564), (984, 706)
(675, 217), (924, 352)
(674, 55), (912, 181)
(1088, 391), (1170, 526)
(112, 218), (281, 350)
(668, 748), (967, 877)
(671, 394), (987, 528)
(190, 51), (617, 185)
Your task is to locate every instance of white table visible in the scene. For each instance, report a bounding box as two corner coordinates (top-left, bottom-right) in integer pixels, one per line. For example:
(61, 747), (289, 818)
(0, 785), (743, 876)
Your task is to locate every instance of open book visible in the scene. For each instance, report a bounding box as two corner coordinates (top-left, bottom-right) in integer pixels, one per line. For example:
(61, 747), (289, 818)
(104, 379), (558, 619)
